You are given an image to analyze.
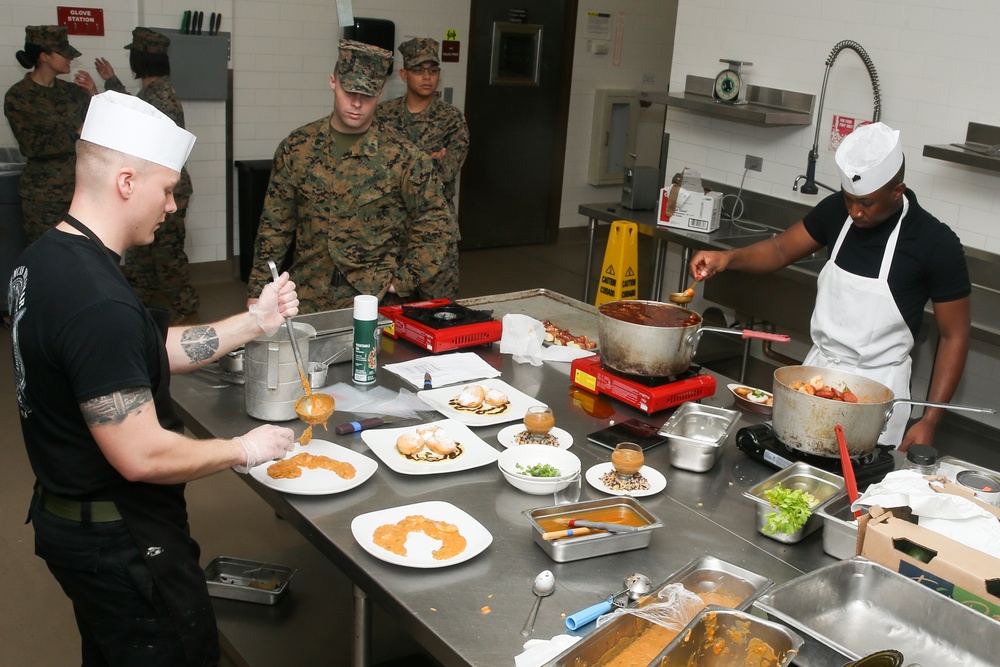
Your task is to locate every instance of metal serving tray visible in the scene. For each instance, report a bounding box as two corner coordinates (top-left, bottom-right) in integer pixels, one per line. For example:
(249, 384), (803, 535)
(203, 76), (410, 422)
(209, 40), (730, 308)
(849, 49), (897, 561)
(652, 608), (802, 666)
(543, 554), (774, 667)
(658, 402), (739, 472)
(815, 490), (859, 560)
(743, 461), (844, 543)
(523, 497), (661, 563)
(204, 556), (295, 605)
(754, 557), (1000, 666)
(459, 289), (599, 345)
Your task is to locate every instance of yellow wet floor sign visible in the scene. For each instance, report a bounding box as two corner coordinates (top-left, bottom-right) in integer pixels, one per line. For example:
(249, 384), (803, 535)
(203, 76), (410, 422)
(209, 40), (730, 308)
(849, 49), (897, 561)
(595, 221), (639, 306)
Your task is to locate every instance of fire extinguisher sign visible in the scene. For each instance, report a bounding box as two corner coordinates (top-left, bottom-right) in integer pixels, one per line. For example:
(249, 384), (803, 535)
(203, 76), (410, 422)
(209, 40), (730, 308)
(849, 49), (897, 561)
(57, 7), (105, 36)
(830, 115), (871, 151)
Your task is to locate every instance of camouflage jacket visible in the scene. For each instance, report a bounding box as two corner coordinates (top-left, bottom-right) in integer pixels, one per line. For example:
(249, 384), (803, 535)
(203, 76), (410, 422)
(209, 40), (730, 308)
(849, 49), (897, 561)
(247, 115), (455, 310)
(376, 96), (469, 202)
(4, 74), (90, 201)
(104, 75), (192, 198)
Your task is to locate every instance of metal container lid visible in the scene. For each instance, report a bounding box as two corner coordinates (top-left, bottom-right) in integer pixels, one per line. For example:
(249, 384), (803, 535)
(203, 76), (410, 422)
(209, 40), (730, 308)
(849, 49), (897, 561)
(956, 469), (1000, 492)
(905, 444), (938, 466)
(847, 649), (904, 667)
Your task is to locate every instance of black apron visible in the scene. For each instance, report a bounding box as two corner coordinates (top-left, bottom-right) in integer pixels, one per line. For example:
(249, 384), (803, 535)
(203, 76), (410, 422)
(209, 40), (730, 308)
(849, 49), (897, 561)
(63, 215), (219, 666)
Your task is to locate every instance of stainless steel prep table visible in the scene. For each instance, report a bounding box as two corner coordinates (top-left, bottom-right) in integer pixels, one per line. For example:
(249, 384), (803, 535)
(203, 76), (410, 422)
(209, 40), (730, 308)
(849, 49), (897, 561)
(171, 294), (838, 667)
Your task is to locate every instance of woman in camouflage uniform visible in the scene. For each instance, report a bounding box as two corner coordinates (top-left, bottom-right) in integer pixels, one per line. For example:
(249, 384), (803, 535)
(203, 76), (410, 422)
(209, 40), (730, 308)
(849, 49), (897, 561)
(4, 26), (90, 244)
(90, 28), (200, 325)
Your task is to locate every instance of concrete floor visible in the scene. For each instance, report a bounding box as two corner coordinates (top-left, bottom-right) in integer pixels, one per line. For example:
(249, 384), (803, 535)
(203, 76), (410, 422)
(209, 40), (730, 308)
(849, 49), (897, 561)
(2, 226), (669, 666)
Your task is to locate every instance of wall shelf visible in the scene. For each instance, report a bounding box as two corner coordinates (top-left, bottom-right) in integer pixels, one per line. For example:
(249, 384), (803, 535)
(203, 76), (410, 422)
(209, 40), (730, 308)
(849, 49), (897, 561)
(923, 122), (1000, 173)
(642, 75), (814, 127)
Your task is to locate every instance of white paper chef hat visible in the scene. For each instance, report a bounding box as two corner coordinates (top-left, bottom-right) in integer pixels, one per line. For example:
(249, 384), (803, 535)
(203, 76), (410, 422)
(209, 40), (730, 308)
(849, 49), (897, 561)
(835, 122), (903, 196)
(80, 91), (196, 173)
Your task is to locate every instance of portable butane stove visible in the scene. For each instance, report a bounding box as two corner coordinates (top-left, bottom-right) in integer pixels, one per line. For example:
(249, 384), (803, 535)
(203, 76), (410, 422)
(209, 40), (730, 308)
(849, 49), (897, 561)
(736, 422), (895, 489)
(570, 355), (717, 415)
(378, 298), (503, 353)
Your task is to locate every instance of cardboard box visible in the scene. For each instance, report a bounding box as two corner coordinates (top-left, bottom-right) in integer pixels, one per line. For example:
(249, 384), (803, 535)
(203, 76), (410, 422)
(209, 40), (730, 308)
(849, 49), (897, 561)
(858, 482), (1000, 620)
(657, 187), (722, 232)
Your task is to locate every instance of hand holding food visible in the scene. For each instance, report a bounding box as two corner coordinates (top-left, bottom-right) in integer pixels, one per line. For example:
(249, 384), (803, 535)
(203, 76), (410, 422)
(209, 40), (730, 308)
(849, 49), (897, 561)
(233, 424), (295, 473)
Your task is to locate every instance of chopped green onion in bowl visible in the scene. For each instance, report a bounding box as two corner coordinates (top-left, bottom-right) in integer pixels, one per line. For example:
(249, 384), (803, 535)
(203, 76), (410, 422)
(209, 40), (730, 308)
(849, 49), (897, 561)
(516, 462), (561, 478)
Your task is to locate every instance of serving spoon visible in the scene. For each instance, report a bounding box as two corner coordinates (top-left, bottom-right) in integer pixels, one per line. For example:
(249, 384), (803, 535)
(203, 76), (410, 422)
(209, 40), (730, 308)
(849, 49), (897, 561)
(565, 573), (653, 630)
(668, 277), (702, 305)
(521, 570), (555, 636)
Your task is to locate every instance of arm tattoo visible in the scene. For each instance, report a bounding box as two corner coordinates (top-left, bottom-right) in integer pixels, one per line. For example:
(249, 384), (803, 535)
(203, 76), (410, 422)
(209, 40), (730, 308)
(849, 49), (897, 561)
(180, 325), (220, 364)
(81, 387), (153, 426)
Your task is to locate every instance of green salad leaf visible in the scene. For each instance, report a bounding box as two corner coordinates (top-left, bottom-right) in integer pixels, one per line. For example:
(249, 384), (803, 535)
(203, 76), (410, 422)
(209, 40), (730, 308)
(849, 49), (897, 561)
(762, 483), (817, 535)
(516, 462), (561, 478)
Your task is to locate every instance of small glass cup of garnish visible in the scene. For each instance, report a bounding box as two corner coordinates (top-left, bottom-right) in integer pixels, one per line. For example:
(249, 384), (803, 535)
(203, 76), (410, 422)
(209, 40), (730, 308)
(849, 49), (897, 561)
(611, 442), (644, 481)
(523, 406), (555, 442)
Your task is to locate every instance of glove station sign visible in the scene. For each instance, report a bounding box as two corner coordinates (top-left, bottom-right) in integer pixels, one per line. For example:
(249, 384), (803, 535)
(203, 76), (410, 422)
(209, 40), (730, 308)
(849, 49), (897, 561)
(57, 7), (105, 36)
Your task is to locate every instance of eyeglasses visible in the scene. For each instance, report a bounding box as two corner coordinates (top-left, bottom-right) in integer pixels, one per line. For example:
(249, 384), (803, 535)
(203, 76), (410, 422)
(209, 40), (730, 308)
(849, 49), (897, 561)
(407, 65), (440, 76)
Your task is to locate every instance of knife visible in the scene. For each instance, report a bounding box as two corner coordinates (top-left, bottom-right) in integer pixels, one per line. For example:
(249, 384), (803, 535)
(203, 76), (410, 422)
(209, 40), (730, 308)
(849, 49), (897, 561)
(335, 416), (408, 435)
(208, 13), (216, 36)
(180, 10), (191, 33)
(196, 11), (204, 35)
(214, 13), (222, 35)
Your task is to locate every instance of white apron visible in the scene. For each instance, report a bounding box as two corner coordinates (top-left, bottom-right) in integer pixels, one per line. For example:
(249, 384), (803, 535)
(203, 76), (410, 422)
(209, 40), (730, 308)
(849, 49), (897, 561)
(803, 197), (913, 446)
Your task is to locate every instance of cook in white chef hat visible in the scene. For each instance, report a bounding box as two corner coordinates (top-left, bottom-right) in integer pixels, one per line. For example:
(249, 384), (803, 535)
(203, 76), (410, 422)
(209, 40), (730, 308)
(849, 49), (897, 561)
(835, 122), (903, 196)
(80, 90), (196, 173)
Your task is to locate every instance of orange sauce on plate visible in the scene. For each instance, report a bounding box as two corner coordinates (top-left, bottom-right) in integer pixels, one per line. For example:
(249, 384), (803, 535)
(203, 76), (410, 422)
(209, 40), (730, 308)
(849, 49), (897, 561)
(372, 515), (467, 560)
(267, 452), (356, 480)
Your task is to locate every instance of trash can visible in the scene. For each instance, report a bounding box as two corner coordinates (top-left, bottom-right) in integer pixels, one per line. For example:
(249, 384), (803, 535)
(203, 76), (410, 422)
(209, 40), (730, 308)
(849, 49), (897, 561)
(0, 149), (27, 314)
(234, 159), (273, 282)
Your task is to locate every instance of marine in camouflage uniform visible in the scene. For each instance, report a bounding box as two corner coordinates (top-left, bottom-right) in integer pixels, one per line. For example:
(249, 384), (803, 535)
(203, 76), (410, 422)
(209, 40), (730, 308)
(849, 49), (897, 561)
(248, 40), (454, 313)
(98, 28), (199, 324)
(4, 26), (89, 244)
(376, 38), (469, 301)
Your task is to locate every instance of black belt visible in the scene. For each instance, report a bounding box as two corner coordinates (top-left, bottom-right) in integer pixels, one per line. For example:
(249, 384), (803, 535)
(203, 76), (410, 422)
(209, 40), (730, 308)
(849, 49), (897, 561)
(37, 485), (122, 523)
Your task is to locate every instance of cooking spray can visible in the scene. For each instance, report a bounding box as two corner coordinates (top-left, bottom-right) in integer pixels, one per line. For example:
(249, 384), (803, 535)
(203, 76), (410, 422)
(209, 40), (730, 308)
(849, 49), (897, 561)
(352, 295), (379, 384)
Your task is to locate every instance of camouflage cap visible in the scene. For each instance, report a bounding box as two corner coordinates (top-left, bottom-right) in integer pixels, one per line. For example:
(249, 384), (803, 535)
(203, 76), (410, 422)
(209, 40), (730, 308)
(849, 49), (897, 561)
(24, 25), (82, 59)
(125, 27), (170, 55)
(399, 38), (440, 69)
(335, 39), (392, 96)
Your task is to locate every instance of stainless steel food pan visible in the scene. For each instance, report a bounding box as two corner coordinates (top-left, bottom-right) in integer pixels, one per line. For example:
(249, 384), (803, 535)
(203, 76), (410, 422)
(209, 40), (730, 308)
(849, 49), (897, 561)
(652, 608), (802, 666)
(659, 402), (740, 472)
(743, 462), (844, 543)
(815, 490), (860, 560)
(543, 553), (772, 667)
(754, 557), (1000, 666)
(204, 556), (295, 605)
(523, 497), (662, 563)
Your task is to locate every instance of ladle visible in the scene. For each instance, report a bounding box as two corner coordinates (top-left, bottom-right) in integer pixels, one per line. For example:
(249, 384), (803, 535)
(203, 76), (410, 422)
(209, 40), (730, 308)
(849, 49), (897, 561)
(521, 570), (555, 637)
(668, 277), (701, 305)
(564, 573), (652, 630)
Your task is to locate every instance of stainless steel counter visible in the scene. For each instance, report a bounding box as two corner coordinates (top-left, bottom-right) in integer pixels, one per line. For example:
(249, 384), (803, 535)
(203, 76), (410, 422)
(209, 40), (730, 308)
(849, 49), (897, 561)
(172, 295), (838, 667)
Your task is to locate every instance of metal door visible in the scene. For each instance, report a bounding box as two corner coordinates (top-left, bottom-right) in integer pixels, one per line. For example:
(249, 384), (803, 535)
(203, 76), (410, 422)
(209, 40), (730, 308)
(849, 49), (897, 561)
(458, 1), (577, 249)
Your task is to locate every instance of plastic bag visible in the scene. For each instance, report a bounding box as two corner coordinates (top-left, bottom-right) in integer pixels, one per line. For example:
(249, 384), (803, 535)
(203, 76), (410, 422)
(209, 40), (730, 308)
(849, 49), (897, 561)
(595, 583), (705, 630)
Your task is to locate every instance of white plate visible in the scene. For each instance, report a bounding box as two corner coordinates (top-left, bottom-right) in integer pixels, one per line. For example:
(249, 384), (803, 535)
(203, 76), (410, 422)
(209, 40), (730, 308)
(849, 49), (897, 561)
(496, 424), (574, 450)
(360, 419), (500, 475)
(350, 500), (493, 568)
(584, 462), (666, 498)
(726, 383), (774, 415)
(418, 378), (545, 427)
(248, 439), (378, 496)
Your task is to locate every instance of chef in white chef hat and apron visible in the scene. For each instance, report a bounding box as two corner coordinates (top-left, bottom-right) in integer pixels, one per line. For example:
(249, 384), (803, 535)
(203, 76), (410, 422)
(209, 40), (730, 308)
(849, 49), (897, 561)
(687, 121), (972, 451)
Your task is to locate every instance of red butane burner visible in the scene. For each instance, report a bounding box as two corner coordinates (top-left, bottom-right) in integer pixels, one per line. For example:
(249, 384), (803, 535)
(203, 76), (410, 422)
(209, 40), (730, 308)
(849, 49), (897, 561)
(571, 355), (716, 415)
(378, 299), (503, 353)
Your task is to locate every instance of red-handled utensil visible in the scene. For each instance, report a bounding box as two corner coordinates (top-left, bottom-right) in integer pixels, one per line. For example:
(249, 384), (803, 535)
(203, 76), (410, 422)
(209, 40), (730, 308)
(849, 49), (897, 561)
(836, 424), (862, 519)
(739, 330), (791, 342)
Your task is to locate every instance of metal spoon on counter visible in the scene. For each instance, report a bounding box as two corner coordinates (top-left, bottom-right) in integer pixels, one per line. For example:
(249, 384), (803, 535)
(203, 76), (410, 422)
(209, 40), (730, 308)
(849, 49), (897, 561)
(521, 570), (555, 636)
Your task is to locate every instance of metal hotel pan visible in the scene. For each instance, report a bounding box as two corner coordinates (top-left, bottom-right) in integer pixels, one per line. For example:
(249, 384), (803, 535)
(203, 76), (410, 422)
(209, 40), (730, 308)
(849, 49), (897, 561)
(754, 557), (1000, 666)
(523, 497), (661, 562)
(652, 608), (802, 666)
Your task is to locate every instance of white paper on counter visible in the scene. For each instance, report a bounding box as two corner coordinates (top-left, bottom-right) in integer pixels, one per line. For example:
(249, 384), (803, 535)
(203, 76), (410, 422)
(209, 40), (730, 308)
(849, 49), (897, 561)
(499, 313), (596, 366)
(853, 469), (1000, 555)
(514, 634), (582, 667)
(382, 352), (501, 389)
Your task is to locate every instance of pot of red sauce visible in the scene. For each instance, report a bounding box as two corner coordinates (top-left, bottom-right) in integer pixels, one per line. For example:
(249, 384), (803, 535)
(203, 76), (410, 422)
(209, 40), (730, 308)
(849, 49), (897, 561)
(596, 300), (790, 377)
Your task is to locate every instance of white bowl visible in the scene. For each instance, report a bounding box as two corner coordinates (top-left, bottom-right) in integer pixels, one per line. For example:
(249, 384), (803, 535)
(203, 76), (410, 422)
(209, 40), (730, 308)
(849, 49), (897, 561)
(497, 445), (581, 495)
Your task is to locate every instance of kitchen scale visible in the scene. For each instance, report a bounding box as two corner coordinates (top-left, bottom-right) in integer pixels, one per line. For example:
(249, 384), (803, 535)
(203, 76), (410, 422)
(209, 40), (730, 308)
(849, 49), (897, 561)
(736, 422), (895, 490)
(570, 354), (717, 415)
(713, 59), (753, 104)
(378, 298), (503, 353)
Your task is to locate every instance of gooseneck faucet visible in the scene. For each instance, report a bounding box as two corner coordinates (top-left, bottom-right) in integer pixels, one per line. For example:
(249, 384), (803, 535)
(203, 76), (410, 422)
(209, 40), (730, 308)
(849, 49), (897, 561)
(795, 40), (882, 195)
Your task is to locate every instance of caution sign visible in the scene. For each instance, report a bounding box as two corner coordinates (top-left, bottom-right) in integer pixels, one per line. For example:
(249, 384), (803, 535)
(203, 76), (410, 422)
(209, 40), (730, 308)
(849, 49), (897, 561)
(594, 221), (639, 306)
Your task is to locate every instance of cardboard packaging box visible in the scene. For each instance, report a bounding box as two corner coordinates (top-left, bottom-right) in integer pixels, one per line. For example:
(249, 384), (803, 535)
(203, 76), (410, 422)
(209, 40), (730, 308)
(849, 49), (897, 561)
(657, 187), (723, 232)
(857, 481), (1000, 620)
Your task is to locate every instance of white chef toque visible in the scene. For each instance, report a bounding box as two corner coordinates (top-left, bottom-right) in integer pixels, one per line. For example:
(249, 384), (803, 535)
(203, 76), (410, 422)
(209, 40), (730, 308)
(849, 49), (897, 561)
(80, 90), (196, 173)
(835, 122), (903, 196)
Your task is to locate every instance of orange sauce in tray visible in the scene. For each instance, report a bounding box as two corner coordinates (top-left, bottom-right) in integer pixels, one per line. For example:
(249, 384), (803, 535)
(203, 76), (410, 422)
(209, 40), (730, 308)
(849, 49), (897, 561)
(535, 506), (650, 532)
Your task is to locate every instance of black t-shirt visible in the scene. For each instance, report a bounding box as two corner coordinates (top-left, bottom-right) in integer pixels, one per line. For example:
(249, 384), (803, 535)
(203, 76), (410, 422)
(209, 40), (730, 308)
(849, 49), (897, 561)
(10, 229), (166, 498)
(802, 190), (971, 338)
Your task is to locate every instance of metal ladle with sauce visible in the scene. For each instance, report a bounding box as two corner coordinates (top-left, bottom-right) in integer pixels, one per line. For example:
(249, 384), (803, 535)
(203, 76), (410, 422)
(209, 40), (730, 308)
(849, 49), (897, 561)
(668, 276), (701, 305)
(266, 261), (335, 444)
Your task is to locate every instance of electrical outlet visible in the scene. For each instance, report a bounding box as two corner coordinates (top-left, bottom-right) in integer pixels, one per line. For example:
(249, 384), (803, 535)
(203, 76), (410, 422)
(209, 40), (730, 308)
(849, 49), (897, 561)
(745, 155), (763, 172)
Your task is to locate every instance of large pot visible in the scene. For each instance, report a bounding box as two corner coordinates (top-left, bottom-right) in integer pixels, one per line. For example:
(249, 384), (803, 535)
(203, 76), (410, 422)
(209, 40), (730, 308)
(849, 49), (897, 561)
(597, 300), (789, 377)
(772, 365), (995, 458)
